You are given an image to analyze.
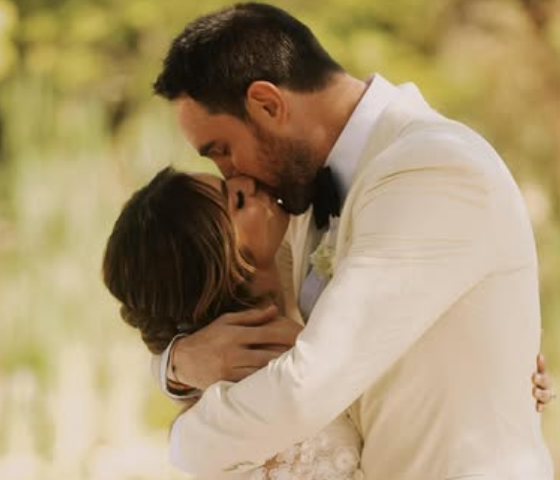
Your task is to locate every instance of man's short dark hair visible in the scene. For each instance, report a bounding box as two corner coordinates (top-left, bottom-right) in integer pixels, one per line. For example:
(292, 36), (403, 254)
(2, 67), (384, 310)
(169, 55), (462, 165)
(153, 2), (344, 118)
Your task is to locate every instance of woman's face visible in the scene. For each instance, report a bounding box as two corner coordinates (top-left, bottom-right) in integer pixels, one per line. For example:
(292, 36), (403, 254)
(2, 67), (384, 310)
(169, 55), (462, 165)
(196, 173), (289, 269)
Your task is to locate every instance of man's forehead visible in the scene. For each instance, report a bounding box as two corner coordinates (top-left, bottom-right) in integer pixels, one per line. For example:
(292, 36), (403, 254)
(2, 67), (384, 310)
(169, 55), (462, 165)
(176, 98), (239, 138)
(176, 97), (207, 129)
(175, 98), (215, 146)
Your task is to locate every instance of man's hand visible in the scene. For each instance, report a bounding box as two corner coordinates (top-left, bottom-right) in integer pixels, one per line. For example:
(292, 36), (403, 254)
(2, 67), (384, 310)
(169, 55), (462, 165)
(170, 305), (302, 390)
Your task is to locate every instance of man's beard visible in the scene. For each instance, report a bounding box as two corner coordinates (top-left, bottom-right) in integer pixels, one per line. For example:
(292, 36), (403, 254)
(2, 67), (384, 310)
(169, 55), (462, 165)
(252, 123), (318, 215)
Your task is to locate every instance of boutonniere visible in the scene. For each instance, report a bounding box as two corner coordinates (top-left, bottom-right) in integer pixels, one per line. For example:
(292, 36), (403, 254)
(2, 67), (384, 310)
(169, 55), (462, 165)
(309, 218), (339, 280)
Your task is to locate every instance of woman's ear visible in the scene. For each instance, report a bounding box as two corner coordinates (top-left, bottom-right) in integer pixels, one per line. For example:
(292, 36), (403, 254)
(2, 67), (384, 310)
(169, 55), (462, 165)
(245, 81), (287, 127)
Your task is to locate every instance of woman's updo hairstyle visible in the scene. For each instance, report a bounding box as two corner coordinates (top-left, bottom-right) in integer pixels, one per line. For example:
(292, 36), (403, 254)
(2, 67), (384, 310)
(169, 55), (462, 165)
(102, 167), (257, 354)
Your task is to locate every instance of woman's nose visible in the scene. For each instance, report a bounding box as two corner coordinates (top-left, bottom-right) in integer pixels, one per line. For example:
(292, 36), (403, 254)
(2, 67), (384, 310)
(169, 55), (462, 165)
(226, 176), (256, 197)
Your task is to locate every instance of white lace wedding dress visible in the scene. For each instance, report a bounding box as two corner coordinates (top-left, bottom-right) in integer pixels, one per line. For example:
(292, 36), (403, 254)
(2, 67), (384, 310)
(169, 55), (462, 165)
(245, 413), (363, 480)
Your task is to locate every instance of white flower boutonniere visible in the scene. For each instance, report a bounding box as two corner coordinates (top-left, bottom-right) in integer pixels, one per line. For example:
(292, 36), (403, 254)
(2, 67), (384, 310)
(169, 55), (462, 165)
(309, 242), (335, 279)
(309, 218), (339, 280)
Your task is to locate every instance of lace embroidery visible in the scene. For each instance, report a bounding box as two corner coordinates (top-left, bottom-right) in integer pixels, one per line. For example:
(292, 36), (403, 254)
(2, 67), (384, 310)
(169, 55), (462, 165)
(249, 414), (362, 480)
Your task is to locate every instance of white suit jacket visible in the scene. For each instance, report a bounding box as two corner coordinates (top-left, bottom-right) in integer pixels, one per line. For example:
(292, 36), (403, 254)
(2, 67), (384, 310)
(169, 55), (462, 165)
(167, 80), (553, 480)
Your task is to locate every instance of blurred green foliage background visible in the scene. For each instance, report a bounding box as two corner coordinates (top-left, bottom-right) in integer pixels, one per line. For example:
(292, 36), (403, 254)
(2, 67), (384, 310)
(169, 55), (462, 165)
(0, 0), (559, 479)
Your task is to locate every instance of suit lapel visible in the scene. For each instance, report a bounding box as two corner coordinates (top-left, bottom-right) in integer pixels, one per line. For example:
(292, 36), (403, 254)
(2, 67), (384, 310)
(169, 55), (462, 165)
(334, 83), (436, 264)
(290, 80), (438, 297)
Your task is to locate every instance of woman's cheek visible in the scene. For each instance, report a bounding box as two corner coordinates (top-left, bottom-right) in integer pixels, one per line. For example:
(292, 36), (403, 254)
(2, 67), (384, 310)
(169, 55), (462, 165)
(236, 214), (259, 253)
(248, 207), (271, 262)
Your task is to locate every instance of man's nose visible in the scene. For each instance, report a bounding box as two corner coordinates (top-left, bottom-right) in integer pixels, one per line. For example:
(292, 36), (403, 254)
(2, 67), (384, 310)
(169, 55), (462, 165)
(217, 162), (240, 179)
(226, 176), (257, 196)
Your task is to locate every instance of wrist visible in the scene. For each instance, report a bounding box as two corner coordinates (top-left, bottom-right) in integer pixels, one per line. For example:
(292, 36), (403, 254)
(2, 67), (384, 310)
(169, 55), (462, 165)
(160, 334), (197, 399)
(168, 336), (192, 387)
(167, 378), (195, 396)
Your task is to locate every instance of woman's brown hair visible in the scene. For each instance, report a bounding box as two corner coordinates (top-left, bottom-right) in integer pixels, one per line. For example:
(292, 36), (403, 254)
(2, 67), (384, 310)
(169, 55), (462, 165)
(102, 167), (257, 354)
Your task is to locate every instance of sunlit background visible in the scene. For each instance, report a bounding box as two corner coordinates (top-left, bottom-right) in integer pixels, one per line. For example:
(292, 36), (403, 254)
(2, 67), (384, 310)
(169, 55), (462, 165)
(0, 0), (559, 479)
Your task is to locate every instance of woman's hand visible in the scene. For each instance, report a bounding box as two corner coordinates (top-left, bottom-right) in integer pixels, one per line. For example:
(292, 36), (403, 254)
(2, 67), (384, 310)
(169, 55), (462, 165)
(532, 353), (555, 412)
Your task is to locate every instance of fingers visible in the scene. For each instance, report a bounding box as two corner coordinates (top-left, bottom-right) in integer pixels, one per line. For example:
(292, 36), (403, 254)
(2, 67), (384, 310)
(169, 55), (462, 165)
(169, 307), (294, 389)
(532, 353), (554, 413)
(537, 353), (546, 374)
(225, 348), (288, 382)
(239, 318), (301, 347)
(533, 385), (555, 405)
(262, 343), (292, 353)
(533, 386), (544, 413)
(532, 371), (552, 391)
(230, 348), (284, 369)
(221, 305), (279, 327)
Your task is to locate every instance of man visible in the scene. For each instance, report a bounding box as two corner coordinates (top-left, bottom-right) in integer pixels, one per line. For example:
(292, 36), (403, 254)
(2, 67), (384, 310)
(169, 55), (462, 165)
(151, 3), (554, 479)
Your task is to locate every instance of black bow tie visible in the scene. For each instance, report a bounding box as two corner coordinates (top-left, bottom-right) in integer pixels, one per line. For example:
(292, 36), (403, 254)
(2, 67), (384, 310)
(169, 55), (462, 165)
(311, 166), (341, 230)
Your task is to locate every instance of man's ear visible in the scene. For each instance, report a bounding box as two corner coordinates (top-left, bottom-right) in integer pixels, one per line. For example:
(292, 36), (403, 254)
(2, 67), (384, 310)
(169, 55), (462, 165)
(245, 81), (288, 127)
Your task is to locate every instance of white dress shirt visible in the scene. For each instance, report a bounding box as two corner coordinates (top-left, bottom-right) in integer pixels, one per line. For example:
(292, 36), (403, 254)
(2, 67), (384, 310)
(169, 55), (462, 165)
(326, 74), (400, 203)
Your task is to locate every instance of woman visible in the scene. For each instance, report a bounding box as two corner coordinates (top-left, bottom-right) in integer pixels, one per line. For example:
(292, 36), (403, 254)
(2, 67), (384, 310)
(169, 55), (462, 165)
(103, 167), (554, 479)
(103, 167), (292, 355)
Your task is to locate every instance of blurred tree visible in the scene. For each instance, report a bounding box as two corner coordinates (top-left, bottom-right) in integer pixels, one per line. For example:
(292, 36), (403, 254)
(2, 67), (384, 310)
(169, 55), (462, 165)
(0, 0), (17, 79)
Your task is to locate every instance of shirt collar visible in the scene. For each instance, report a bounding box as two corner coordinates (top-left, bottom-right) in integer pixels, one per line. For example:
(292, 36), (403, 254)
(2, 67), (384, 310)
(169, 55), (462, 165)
(325, 74), (398, 202)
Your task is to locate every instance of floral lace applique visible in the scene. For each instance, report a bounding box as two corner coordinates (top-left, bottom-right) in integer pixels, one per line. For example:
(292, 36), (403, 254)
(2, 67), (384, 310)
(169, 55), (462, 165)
(249, 414), (362, 480)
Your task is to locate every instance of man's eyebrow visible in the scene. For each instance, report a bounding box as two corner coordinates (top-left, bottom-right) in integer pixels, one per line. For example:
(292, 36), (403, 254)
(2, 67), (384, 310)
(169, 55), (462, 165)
(198, 141), (216, 158)
(220, 179), (228, 201)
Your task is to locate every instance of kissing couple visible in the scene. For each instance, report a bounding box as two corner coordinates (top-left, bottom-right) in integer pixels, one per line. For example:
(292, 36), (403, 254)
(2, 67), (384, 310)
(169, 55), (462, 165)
(103, 3), (555, 480)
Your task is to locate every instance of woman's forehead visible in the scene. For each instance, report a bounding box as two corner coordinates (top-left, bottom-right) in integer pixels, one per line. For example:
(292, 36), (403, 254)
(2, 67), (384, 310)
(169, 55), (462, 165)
(191, 172), (221, 190)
